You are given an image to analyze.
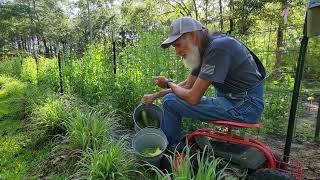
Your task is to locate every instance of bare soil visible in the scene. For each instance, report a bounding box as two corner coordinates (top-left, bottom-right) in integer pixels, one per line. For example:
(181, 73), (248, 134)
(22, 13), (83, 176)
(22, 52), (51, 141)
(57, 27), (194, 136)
(261, 101), (320, 180)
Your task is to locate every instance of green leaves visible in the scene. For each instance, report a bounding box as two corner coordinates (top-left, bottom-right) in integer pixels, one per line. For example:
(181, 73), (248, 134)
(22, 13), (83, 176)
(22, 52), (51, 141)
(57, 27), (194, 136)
(0, 76), (26, 119)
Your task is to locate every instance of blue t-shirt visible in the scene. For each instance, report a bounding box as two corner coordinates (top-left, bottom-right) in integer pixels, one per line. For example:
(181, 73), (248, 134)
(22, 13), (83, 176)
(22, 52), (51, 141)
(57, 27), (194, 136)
(191, 34), (262, 93)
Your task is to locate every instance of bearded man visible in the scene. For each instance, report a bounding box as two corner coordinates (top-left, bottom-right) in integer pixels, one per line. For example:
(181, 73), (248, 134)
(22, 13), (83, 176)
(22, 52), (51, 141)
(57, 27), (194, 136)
(142, 17), (266, 149)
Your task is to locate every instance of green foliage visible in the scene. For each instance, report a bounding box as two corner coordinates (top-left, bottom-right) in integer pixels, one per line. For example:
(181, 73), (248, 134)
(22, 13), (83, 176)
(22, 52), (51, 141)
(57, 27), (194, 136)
(295, 122), (315, 142)
(0, 57), (22, 78)
(20, 57), (38, 84)
(262, 74), (295, 135)
(0, 76), (26, 119)
(64, 43), (114, 105)
(38, 56), (60, 92)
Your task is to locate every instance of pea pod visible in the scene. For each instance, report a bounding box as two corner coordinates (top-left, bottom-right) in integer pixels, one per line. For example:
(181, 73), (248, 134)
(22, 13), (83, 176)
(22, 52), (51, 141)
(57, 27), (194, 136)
(141, 110), (148, 127)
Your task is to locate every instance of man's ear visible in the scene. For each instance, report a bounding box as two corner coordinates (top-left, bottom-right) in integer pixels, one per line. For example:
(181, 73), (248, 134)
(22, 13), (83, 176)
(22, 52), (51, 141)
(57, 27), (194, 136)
(190, 31), (198, 45)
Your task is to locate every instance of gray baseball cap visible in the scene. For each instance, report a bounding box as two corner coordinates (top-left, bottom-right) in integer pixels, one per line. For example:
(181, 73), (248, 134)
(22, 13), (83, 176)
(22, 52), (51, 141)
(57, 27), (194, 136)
(161, 17), (203, 48)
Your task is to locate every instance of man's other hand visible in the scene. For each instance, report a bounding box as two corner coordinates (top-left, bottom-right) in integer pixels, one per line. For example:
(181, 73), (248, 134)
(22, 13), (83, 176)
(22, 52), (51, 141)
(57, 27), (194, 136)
(152, 76), (169, 89)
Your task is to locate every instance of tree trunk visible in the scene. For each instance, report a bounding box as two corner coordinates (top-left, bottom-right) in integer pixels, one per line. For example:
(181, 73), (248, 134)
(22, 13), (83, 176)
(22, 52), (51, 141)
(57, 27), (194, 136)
(17, 37), (22, 51)
(204, 0), (208, 26)
(219, 0), (223, 31)
(86, 0), (92, 44)
(42, 37), (49, 57)
(49, 41), (53, 57)
(32, 51), (39, 84)
(57, 43), (64, 95)
(273, 1), (287, 79)
(192, 0), (198, 20)
(228, 0), (234, 35)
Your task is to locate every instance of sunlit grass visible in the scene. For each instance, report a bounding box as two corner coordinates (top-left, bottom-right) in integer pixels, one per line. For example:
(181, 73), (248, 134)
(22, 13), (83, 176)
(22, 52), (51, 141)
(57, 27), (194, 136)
(0, 119), (52, 179)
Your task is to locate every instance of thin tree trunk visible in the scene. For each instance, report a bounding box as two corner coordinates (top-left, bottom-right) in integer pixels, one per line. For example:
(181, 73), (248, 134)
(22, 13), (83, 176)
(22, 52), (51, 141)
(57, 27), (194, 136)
(86, 0), (92, 44)
(17, 37), (22, 50)
(228, 0), (234, 35)
(32, 51), (39, 84)
(205, 0), (208, 26)
(43, 37), (49, 57)
(273, 1), (287, 79)
(219, 0), (223, 31)
(57, 43), (64, 95)
(49, 41), (53, 57)
(192, 0), (198, 20)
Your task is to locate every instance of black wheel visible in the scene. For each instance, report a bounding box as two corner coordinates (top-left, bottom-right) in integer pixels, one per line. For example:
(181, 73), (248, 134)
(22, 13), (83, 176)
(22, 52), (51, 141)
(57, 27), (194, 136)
(248, 169), (293, 180)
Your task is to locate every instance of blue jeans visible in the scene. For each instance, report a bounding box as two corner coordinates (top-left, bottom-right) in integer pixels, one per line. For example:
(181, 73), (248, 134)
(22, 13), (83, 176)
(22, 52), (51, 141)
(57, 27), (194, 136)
(160, 82), (264, 147)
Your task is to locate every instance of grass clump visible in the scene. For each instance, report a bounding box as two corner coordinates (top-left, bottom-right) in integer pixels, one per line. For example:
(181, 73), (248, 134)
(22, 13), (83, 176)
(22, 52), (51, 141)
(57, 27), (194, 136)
(65, 109), (119, 151)
(150, 145), (228, 180)
(76, 140), (136, 180)
(31, 95), (76, 138)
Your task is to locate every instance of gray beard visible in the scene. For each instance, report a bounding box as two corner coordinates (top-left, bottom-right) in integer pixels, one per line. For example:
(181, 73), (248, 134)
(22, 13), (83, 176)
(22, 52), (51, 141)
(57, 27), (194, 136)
(182, 43), (201, 70)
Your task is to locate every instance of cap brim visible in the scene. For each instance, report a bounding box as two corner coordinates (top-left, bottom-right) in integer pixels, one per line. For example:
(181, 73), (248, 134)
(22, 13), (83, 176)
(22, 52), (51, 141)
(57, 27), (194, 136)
(161, 34), (183, 49)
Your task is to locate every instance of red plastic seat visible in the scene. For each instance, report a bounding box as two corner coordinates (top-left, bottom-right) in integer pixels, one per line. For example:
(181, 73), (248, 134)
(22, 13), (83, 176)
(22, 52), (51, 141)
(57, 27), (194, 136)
(209, 120), (262, 128)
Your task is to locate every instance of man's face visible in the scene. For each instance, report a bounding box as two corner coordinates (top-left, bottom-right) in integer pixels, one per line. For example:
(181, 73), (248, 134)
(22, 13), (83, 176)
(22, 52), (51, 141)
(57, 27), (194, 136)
(172, 34), (201, 70)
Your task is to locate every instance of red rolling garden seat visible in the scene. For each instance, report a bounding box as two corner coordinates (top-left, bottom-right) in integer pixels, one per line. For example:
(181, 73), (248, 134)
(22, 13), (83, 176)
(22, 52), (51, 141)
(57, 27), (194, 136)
(209, 120), (263, 128)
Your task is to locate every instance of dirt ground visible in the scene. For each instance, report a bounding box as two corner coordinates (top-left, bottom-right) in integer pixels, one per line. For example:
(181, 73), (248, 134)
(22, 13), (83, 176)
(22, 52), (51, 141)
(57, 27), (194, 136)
(261, 101), (320, 180)
(261, 135), (320, 179)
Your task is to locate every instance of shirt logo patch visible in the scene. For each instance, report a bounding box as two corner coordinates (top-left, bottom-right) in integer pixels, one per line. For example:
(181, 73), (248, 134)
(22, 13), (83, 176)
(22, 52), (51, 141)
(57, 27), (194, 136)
(201, 64), (215, 75)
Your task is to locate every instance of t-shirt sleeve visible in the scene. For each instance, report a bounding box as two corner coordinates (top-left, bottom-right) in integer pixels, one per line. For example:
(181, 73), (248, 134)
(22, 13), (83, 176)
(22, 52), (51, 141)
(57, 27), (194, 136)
(198, 49), (232, 83)
(191, 66), (201, 76)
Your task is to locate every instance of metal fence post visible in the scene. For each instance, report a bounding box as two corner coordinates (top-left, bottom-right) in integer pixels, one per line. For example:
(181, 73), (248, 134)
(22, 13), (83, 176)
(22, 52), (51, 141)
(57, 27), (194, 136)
(314, 97), (320, 142)
(284, 15), (309, 162)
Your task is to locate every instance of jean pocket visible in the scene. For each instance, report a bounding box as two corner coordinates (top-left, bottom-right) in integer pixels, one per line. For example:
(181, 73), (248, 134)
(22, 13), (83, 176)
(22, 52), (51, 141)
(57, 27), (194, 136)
(228, 97), (263, 123)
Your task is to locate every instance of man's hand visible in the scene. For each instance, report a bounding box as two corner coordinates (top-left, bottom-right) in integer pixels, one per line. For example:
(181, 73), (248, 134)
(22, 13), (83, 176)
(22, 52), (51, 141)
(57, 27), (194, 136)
(141, 93), (158, 105)
(152, 76), (170, 89)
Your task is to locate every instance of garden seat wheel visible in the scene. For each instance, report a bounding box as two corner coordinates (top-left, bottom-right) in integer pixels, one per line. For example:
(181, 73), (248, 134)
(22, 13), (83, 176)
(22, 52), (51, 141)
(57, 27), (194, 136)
(248, 169), (293, 180)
